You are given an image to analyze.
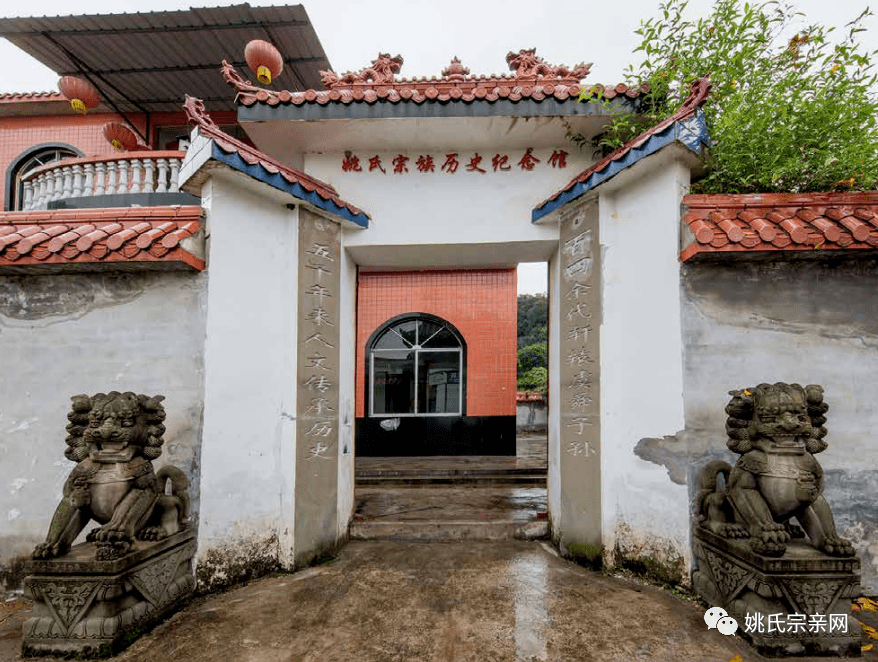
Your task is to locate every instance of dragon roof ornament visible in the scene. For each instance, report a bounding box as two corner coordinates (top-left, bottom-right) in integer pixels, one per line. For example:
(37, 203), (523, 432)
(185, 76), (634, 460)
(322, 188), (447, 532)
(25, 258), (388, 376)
(315, 49), (592, 91)
(219, 49), (628, 107)
(505, 48), (591, 81)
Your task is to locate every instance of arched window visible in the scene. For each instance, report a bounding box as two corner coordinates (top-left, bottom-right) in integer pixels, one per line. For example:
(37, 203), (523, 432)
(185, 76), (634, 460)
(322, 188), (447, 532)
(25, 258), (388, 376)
(368, 314), (465, 417)
(5, 144), (81, 211)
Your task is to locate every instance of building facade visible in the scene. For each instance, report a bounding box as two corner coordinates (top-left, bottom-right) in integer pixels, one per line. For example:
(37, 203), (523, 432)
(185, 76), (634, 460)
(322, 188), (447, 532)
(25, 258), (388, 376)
(2, 34), (878, 600)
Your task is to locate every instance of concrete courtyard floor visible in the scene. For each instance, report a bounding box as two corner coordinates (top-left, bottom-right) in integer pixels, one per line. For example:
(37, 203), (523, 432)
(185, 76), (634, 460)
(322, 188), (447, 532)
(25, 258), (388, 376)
(5, 539), (870, 662)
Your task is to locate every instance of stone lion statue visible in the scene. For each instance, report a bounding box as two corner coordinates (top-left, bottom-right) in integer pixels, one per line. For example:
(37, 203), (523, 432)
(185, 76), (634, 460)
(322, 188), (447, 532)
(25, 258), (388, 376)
(33, 392), (190, 561)
(696, 382), (854, 557)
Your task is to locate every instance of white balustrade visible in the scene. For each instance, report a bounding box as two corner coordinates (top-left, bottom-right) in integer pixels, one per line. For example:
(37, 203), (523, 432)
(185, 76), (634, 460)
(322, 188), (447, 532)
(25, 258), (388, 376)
(22, 181), (33, 209)
(72, 165), (84, 198)
(94, 162), (106, 196)
(130, 159), (142, 194)
(155, 158), (168, 193)
(61, 166), (73, 199)
(21, 152), (187, 210)
(51, 169), (63, 201)
(142, 159), (155, 194)
(106, 161), (118, 195)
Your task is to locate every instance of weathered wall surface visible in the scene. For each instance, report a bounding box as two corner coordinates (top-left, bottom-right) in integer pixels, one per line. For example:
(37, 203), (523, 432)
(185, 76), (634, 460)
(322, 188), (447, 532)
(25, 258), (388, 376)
(667, 256), (878, 593)
(516, 400), (547, 433)
(336, 235), (357, 543)
(596, 155), (691, 580)
(0, 270), (207, 591)
(195, 174), (299, 591)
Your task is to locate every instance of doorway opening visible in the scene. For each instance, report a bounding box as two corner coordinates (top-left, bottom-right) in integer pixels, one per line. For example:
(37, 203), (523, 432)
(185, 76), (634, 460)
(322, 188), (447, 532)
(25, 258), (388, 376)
(352, 263), (549, 540)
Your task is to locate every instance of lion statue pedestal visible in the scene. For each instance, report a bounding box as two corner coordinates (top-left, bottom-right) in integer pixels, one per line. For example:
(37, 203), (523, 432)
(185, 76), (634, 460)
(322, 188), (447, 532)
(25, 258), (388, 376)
(692, 383), (861, 657)
(21, 392), (196, 657)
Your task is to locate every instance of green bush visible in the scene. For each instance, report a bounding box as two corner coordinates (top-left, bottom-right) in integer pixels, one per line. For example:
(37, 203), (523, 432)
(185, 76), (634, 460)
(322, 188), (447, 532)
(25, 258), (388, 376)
(517, 366), (548, 394)
(517, 342), (548, 374)
(588, 0), (878, 193)
(517, 294), (548, 349)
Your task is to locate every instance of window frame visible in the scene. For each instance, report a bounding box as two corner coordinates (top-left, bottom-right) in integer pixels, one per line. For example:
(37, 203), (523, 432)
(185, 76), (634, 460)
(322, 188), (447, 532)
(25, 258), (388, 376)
(5, 143), (82, 211)
(365, 312), (466, 418)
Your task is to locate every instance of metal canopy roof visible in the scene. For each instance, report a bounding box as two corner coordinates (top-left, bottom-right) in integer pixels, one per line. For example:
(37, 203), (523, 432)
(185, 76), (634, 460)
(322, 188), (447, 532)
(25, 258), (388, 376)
(0, 4), (331, 113)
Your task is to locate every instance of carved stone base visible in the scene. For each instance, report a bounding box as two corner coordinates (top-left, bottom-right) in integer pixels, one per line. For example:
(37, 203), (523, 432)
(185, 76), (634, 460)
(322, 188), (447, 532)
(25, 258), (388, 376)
(693, 526), (861, 657)
(22, 530), (195, 657)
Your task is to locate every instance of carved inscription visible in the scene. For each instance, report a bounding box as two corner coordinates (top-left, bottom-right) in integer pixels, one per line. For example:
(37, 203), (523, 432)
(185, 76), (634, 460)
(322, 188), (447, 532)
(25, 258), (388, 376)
(559, 203), (599, 462)
(294, 208), (342, 563)
(341, 149), (569, 174)
(298, 214), (340, 462)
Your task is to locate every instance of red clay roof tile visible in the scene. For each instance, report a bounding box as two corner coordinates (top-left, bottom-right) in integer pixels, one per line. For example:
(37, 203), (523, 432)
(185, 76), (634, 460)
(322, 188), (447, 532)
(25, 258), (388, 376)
(534, 77), (711, 217)
(183, 96), (368, 224)
(680, 192), (878, 261)
(221, 50), (645, 108)
(0, 91), (66, 103)
(0, 206), (204, 271)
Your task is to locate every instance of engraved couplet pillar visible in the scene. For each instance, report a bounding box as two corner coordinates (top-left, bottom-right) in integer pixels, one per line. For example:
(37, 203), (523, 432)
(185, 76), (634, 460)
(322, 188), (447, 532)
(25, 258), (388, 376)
(556, 200), (601, 550)
(294, 209), (341, 565)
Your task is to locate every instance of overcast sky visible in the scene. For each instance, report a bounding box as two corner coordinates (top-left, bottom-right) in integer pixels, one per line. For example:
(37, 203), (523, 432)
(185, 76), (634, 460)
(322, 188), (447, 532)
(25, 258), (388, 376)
(1, 0), (874, 293)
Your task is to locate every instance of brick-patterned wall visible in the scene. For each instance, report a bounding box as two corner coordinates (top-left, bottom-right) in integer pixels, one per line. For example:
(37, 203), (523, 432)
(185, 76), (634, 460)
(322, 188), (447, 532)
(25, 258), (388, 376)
(356, 269), (517, 418)
(0, 108), (237, 208)
(0, 113), (124, 205)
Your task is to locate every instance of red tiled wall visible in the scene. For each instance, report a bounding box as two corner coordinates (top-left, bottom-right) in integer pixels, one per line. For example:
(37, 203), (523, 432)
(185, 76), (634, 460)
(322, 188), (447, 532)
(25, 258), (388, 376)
(356, 269), (517, 418)
(0, 109), (237, 207)
(0, 113), (122, 204)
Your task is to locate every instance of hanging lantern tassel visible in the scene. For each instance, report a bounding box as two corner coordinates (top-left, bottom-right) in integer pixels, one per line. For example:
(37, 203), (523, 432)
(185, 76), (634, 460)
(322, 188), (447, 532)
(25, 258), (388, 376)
(245, 39), (283, 85)
(102, 122), (140, 152)
(58, 76), (101, 115)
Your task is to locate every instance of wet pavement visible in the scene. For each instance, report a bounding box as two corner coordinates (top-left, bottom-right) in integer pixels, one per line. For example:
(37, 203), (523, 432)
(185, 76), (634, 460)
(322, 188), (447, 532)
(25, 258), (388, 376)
(355, 434), (548, 475)
(4, 433), (872, 661)
(4, 541), (875, 662)
(352, 486), (549, 540)
(0, 540), (770, 662)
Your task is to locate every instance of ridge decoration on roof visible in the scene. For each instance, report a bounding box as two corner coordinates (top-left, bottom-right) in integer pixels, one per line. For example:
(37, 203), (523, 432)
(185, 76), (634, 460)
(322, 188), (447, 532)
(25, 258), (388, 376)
(681, 192), (878, 261)
(0, 91), (66, 103)
(0, 206), (204, 272)
(222, 49), (647, 107)
(181, 96), (369, 227)
(533, 76), (713, 223)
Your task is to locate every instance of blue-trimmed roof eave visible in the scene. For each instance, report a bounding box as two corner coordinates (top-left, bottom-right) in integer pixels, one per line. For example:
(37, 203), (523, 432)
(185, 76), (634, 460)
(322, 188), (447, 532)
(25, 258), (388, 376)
(210, 143), (370, 228)
(531, 109), (711, 223)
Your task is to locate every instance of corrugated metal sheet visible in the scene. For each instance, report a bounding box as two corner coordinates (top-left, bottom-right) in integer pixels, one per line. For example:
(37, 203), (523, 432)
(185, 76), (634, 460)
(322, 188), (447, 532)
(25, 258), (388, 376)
(0, 4), (331, 112)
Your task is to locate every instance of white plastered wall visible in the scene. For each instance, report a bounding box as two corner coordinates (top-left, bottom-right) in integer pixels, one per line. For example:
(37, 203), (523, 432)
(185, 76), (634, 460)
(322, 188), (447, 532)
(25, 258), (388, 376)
(336, 242), (357, 539)
(197, 172), (299, 576)
(597, 151), (692, 568)
(547, 249), (562, 537)
(306, 149), (578, 268)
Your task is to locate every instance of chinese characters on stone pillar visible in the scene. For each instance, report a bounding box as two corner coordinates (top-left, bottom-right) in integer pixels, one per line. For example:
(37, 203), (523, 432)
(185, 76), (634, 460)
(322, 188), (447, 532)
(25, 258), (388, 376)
(297, 212), (341, 463)
(559, 204), (600, 462)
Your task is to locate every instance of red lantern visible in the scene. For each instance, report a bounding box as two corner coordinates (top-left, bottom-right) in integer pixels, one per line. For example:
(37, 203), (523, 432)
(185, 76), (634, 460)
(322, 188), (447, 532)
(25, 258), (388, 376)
(102, 123), (139, 152)
(58, 76), (101, 115)
(245, 39), (283, 85)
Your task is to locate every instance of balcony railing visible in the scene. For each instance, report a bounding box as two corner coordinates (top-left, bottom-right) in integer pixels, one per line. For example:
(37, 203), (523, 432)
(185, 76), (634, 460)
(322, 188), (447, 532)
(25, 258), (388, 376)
(20, 151), (187, 211)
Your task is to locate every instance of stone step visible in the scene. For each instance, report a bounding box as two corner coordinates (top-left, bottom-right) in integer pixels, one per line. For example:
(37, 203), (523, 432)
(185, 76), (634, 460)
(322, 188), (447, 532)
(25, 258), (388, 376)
(349, 519), (549, 542)
(355, 471), (547, 486)
(353, 485), (548, 542)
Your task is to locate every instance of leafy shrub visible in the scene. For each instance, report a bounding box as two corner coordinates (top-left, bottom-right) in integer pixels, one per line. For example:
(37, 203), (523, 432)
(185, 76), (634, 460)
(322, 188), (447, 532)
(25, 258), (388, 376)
(518, 342), (548, 374)
(588, 0), (878, 193)
(518, 366), (548, 394)
(517, 294), (548, 349)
